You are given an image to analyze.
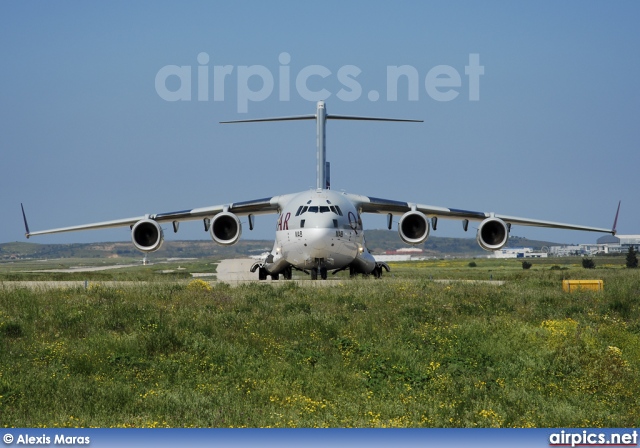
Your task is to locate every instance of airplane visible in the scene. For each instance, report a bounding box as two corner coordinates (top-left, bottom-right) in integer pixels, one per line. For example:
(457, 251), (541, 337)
(21, 101), (618, 280)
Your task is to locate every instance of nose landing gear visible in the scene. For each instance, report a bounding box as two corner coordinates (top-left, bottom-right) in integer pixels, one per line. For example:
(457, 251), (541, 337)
(310, 260), (328, 280)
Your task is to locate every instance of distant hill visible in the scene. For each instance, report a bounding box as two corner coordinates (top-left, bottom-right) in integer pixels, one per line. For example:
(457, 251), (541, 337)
(1, 231), (562, 260)
(0, 240), (273, 261)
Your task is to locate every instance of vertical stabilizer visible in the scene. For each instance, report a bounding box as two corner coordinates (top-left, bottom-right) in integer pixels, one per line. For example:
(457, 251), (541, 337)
(316, 101), (327, 190)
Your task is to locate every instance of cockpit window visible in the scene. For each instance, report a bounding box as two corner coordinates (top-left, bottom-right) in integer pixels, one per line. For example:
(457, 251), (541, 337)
(298, 204), (341, 215)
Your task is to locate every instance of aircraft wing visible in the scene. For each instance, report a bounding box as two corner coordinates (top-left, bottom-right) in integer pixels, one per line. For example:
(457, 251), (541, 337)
(22, 194), (294, 238)
(347, 194), (616, 234)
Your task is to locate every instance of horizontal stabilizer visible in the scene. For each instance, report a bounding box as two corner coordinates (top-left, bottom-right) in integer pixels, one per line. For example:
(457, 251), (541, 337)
(221, 114), (423, 124)
(220, 101), (423, 190)
(220, 114), (316, 124)
(328, 114), (422, 123)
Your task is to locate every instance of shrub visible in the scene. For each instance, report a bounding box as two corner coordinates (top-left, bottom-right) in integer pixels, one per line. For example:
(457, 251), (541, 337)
(582, 258), (596, 269)
(522, 261), (532, 270)
(1, 322), (23, 338)
(626, 246), (638, 268)
(187, 279), (213, 292)
(468, 261), (477, 267)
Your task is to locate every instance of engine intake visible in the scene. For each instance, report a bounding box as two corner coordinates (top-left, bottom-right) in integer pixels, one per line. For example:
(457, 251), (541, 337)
(398, 211), (430, 245)
(131, 219), (164, 252)
(477, 217), (509, 251)
(210, 212), (242, 246)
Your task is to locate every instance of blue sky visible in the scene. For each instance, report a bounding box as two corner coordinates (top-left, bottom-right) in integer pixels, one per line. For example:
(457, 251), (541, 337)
(2, 1), (638, 246)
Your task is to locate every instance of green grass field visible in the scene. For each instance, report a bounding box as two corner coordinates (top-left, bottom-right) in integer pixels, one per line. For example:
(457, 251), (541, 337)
(1, 257), (639, 427)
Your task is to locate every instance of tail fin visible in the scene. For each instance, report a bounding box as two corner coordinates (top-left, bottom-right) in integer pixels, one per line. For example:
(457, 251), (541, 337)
(21, 203), (31, 239)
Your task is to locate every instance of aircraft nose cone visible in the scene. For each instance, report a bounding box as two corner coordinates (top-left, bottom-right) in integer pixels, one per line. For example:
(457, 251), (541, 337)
(305, 228), (333, 255)
(310, 229), (329, 246)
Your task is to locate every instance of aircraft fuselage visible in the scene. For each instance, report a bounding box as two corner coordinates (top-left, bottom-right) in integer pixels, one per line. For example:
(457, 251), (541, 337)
(263, 189), (376, 278)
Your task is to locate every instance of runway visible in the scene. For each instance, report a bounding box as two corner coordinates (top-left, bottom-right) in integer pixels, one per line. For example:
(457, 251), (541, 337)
(2, 258), (507, 289)
(22, 263), (142, 273)
(2, 259), (344, 289)
(0, 281), (146, 290)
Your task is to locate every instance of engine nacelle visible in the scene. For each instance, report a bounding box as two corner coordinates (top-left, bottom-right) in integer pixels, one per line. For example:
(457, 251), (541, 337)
(210, 212), (242, 246)
(477, 217), (509, 251)
(398, 210), (430, 245)
(131, 219), (164, 252)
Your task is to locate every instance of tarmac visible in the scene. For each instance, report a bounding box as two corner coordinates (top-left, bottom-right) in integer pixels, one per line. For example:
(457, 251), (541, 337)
(215, 258), (259, 281)
(2, 258), (505, 289)
(2, 259), (343, 289)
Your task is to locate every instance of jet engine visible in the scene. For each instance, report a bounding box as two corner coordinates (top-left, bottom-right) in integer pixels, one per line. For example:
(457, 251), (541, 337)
(398, 210), (430, 245)
(476, 217), (509, 251)
(210, 212), (242, 246)
(131, 219), (164, 252)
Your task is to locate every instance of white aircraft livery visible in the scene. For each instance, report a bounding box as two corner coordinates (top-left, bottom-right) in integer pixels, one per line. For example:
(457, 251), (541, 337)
(22, 102), (618, 280)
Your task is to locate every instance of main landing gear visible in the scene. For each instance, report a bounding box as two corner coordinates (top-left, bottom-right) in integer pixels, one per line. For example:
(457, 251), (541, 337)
(256, 264), (325, 280)
(255, 264), (293, 281)
(348, 262), (390, 279)
(252, 262), (389, 281)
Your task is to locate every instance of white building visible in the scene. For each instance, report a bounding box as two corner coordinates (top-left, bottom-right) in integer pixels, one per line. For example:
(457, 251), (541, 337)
(492, 247), (548, 259)
(597, 235), (640, 252)
(549, 235), (640, 256)
(549, 244), (608, 256)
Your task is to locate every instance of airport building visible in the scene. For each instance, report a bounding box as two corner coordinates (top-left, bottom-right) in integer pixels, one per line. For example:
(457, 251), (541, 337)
(597, 234), (640, 248)
(548, 234), (640, 256)
(377, 247), (427, 262)
(548, 245), (604, 257)
(491, 248), (548, 259)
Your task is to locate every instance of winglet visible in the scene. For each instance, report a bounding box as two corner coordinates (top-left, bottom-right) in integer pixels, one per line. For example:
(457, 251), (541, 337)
(611, 200), (621, 235)
(21, 203), (31, 239)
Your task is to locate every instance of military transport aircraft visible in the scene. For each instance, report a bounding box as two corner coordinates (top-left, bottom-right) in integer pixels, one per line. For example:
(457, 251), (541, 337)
(22, 101), (618, 280)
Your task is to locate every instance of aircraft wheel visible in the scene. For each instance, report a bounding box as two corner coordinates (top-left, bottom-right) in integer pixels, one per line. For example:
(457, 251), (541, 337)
(320, 267), (328, 280)
(310, 268), (318, 280)
(283, 266), (292, 280)
(271, 273), (280, 280)
(258, 267), (267, 281)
